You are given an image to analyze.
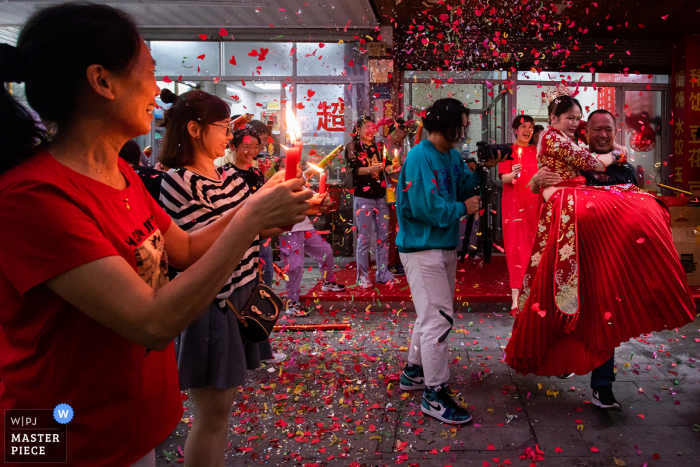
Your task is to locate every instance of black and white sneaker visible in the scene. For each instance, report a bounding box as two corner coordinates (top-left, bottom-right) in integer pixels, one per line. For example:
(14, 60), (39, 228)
(557, 373), (576, 379)
(591, 386), (622, 411)
(399, 365), (426, 391)
(421, 385), (472, 425)
(321, 281), (346, 292)
(286, 302), (309, 317)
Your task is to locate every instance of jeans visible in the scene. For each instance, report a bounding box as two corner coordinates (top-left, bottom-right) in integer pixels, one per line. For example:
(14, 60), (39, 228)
(354, 196), (393, 283)
(591, 354), (615, 389)
(280, 230), (335, 303)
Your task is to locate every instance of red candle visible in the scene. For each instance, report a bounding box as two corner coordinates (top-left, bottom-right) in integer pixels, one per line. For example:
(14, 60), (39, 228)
(319, 171), (327, 195)
(517, 147), (522, 178)
(285, 146), (301, 181)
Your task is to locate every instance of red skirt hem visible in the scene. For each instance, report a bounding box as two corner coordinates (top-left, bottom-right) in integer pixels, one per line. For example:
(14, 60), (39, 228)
(505, 186), (696, 376)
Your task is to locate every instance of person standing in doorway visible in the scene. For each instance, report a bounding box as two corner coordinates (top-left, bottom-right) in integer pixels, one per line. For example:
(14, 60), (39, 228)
(345, 116), (397, 288)
(385, 118), (409, 276)
(499, 115), (543, 311)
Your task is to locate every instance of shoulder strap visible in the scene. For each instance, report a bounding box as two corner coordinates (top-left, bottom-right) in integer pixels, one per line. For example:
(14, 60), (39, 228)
(225, 299), (246, 323)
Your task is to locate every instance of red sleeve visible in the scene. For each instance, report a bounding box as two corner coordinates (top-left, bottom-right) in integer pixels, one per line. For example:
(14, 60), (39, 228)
(122, 160), (172, 234)
(499, 159), (513, 179)
(0, 182), (120, 296)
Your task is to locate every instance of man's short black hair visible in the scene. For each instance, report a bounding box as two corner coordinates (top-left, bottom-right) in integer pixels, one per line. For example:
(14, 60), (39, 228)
(533, 124), (544, 133)
(118, 139), (141, 166)
(422, 98), (470, 144)
(587, 109), (616, 125)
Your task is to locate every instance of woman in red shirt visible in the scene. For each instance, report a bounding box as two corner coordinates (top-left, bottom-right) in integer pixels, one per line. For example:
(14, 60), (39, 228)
(0, 4), (313, 466)
(499, 115), (543, 311)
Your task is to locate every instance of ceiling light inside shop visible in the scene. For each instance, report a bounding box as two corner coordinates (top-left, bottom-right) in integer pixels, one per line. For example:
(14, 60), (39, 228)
(254, 83), (282, 90)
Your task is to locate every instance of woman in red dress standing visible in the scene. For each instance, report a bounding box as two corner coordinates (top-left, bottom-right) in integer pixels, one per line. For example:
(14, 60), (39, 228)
(499, 115), (543, 311)
(505, 93), (695, 379)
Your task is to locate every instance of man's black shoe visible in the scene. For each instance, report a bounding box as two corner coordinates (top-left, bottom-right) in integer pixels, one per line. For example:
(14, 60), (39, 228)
(591, 386), (622, 411)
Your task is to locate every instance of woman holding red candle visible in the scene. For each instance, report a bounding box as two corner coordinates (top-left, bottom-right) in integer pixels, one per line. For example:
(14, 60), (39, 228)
(345, 116), (397, 288)
(499, 115), (542, 312)
(158, 89), (330, 465)
(0, 5), (312, 465)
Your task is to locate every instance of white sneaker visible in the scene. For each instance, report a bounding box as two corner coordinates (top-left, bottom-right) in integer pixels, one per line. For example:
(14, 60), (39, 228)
(357, 276), (373, 289)
(262, 352), (287, 364)
(322, 281), (346, 292)
(378, 277), (400, 287)
(286, 302), (309, 317)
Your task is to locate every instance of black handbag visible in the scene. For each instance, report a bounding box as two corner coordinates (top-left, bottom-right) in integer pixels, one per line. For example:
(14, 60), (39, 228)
(226, 283), (282, 343)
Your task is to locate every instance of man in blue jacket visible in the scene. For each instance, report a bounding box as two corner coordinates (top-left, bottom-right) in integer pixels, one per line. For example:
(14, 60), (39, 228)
(397, 98), (501, 424)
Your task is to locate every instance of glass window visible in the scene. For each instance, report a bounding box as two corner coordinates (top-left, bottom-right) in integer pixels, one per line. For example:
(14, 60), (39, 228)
(404, 70), (503, 80)
(292, 83), (366, 180)
(462, 113), (486, 157)
(296, 43), (364, 77)
(623, 90), (664, 191)
(222, 42), (293, 77)
(151, 41), (219, 77)
(517, 71), (592, 82)
(517, 84), (599, 124)
(220, 80), (284, 156)
(408, 83), (484, 111)
(597, 73), (669, 84)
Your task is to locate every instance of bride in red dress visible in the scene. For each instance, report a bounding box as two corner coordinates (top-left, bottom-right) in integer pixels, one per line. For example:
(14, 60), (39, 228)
(505, 94), (696, 377)
(499, 115), (543, 311)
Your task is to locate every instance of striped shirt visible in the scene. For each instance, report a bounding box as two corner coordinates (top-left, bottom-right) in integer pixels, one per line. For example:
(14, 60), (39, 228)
(160, 166), (259, 306)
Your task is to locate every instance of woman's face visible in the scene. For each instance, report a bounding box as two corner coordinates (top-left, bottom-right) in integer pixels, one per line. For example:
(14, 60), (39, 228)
(390, 128), (407, 143)
(358, 121), (377, 140)
(514, 121), (534, 144)
(200, 118), (231, 161)
(550, 106), (582, 140)
(114, 42), (161, 137)
(232, 135), (261, 166)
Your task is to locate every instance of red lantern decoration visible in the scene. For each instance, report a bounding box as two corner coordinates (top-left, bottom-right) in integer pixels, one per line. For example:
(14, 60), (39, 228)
(629, 130), (655, 153)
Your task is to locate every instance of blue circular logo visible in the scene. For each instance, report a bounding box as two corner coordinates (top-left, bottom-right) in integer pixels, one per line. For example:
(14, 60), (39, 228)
(53, 404), (73, 424)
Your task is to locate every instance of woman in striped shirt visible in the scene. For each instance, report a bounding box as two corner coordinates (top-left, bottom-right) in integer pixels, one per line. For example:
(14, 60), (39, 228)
(158, 88), (329, 465)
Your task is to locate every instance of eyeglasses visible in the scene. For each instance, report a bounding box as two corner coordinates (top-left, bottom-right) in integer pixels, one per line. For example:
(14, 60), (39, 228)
(210, 123), (232, 136)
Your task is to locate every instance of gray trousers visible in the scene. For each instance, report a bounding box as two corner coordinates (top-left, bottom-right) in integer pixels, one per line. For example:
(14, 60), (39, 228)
(401, 249), (457, 387)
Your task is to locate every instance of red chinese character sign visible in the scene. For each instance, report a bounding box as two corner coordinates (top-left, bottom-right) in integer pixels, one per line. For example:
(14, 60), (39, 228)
(671, 36), (700, 192)
(317, 100), (346, 132)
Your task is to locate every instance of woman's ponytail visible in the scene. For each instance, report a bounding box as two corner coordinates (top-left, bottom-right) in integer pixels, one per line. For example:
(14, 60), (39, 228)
(0, 44), (47, 174)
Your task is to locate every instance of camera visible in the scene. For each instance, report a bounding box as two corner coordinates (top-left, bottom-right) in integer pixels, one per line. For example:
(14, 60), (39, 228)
(476, 141), (514, 162)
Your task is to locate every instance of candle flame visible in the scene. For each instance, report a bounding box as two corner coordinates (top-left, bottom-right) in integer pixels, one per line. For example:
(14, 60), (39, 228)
(286, 111), (301, 145)
(307, 163), (323, 173)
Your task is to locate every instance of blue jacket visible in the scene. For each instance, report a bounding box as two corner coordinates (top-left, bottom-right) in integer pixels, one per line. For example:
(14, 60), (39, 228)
(396, 140), (481, 252)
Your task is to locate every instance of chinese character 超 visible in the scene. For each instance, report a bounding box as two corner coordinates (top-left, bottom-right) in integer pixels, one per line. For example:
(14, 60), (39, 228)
(317, 101), (346, 132)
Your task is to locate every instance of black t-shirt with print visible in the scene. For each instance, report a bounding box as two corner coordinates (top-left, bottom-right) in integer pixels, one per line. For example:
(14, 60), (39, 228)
(345, 140), (391, 199)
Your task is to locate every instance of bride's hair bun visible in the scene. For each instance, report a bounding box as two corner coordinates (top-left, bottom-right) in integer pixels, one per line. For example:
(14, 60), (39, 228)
(159, 88), (178, 104)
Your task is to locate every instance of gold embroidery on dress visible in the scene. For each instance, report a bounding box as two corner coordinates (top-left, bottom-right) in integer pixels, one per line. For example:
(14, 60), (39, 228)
(554, 261), (578, 315)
